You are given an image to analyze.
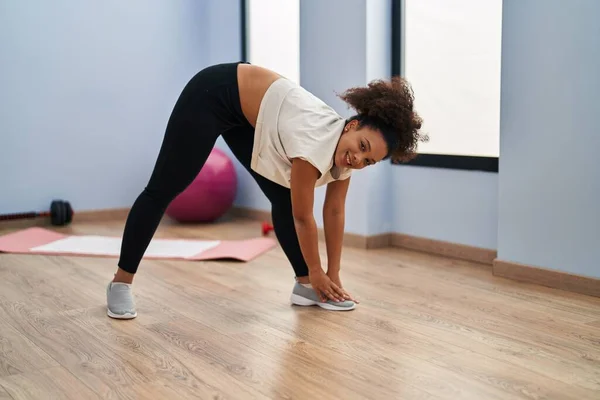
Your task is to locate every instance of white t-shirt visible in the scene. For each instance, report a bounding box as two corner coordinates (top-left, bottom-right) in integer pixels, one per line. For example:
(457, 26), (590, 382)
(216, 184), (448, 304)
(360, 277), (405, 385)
(251, 78), (352, 188)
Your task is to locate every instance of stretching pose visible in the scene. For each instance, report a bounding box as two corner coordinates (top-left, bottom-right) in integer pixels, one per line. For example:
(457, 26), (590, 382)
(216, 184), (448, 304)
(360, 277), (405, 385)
(106, 62), (425, 318)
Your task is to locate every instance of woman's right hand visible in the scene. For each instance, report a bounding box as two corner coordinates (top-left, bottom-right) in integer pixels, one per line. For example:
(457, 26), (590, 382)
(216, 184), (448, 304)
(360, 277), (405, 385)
(309, 269), (347, 302)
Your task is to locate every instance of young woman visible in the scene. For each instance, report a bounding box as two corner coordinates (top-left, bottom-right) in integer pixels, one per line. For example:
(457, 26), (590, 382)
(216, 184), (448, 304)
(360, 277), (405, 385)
(106, 62), (425, 318)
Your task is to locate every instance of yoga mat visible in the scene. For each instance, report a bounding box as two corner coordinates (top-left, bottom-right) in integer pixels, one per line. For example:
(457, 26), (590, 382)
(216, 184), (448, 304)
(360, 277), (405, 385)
(0, 227), (276, 262)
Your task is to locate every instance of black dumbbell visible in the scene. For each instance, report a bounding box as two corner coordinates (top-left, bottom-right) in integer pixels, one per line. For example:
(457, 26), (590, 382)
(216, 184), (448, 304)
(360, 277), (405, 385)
(0, 199), (74, 226)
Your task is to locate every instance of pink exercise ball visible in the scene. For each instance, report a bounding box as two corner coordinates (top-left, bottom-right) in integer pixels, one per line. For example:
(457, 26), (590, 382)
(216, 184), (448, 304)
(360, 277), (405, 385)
(166, 148), (237, 223)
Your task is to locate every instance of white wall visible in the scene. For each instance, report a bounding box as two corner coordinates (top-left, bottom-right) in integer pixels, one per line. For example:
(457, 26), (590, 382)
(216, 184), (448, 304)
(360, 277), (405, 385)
(365, 0), (395, 236)
(497, 0), (600, 278)
(231, 0), (499, 246)
(391, 0), (500, 249)
(209, 0), (600, 282)
(392, 167), (498, 249)
(5, 1), (596, 282)
(0, 0), (263, 216)
(234, 0), (599, 282)
(0, 0), (208, 214)
(199, 0), (272, 212)
(300, 0), (376, 236)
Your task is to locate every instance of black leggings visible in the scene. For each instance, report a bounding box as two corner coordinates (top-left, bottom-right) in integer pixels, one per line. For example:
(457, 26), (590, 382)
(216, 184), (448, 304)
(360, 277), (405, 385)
(117, 62), (309, 278)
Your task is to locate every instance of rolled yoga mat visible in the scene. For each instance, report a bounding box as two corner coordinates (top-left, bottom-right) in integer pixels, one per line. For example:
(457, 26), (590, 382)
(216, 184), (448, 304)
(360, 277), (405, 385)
(0, 227), (276, 262)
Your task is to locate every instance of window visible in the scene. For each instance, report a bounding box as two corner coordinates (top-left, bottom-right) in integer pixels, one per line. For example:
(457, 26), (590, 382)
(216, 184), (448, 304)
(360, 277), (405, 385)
(241, 0), (300, 84)
(392, 0), (502, 172)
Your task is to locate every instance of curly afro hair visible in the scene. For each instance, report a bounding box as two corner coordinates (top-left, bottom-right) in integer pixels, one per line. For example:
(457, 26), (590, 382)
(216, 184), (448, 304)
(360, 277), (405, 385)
(338, 76), (427, 162)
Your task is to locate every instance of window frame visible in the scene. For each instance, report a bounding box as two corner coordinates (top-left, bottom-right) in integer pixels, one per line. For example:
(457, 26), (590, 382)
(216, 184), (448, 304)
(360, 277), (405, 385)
(239, 0), (499, 173)
(390, 0), (499, 173)
(240, 0), (247, 62)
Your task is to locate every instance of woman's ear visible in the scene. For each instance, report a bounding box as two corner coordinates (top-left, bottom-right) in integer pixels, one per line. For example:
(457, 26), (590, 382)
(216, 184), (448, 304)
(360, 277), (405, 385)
(344, 119), (359, 133)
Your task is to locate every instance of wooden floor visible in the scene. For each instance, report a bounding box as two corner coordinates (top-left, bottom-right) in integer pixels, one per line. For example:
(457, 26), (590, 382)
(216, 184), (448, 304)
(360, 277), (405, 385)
(0, 216), (599, 400)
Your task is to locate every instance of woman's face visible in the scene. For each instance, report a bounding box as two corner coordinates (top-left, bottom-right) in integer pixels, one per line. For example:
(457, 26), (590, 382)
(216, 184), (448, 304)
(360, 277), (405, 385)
(334, 121), (388, 170)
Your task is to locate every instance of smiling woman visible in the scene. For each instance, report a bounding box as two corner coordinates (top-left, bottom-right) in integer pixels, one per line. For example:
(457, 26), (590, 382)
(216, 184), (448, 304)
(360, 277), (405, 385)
(105, 60), (427, 319)
(337, 76), (427, 167)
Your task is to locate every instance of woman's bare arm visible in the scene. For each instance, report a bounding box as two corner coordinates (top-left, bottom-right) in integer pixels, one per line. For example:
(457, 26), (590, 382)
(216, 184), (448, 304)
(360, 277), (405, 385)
(290, 158), (347, 302)
(323, 177), (350, 275)
(289, 158), (322, 274)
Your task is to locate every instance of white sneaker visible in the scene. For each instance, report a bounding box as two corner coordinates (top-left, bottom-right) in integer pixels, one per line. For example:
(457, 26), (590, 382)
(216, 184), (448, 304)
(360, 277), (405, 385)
(106, 282), (137, 319)
(290, 282), (356, 311)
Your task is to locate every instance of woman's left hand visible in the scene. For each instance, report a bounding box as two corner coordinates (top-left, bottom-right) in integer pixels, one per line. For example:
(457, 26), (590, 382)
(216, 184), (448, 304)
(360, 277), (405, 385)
(327, 272), (359, 303)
